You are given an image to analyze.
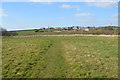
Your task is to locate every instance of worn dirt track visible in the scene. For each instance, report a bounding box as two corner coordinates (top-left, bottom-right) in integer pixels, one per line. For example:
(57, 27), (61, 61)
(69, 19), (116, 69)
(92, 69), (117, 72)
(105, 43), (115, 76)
(13, 34), (119, 38)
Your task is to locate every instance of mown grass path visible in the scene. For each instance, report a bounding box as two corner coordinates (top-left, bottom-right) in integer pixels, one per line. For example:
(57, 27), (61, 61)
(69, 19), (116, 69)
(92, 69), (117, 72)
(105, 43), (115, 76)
(2, 36), (118, 78)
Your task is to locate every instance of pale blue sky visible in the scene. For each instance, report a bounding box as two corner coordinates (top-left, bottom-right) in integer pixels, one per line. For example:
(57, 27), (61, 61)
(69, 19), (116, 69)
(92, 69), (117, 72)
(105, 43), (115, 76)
(1, 2), (118, 31)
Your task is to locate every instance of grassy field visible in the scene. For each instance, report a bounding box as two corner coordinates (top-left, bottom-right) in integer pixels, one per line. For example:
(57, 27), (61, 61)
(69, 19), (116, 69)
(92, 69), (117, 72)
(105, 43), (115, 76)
(2, 36), (118, 78)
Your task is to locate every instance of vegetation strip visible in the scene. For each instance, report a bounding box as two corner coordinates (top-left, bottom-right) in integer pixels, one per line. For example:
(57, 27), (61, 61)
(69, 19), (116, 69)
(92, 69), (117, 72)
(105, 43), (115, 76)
(12, 34), (118, 38)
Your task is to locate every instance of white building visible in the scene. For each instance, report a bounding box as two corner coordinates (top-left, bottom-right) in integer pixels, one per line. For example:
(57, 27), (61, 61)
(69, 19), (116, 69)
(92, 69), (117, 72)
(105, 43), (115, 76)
(84, 28), (89, 31)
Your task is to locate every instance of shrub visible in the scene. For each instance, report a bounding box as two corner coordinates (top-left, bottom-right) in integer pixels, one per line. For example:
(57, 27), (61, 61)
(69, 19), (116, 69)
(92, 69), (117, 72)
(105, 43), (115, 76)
(2, 31), (18, 36)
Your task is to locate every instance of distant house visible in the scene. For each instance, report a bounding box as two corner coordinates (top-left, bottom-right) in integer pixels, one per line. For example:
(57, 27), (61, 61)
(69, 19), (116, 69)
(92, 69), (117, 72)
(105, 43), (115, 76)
(84, 28), (89, 31)
(49, 27), (54, 29)
(60, 26), (103, 31)
(67, 27), (72, 30)
(72, 26), (77, 30)
(88, 27), (96, 30)
(55, 27), (62, 29)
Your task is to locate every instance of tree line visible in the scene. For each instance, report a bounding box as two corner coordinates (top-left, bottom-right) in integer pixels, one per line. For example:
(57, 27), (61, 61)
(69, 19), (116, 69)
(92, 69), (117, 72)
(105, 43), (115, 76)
(0, 28), (18, 36)
(1, 26), (119, 36)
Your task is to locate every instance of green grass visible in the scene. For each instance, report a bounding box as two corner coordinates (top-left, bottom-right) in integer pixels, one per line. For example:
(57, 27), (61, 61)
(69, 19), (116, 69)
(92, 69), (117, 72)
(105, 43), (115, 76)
(2, 36), (118, 78)
(14, 29), (60, 35)
(15, 30), (35, 35)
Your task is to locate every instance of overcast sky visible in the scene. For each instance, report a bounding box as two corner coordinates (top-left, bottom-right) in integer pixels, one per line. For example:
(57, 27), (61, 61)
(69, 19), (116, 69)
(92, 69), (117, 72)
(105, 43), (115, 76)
(0, 0), (119, 30)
